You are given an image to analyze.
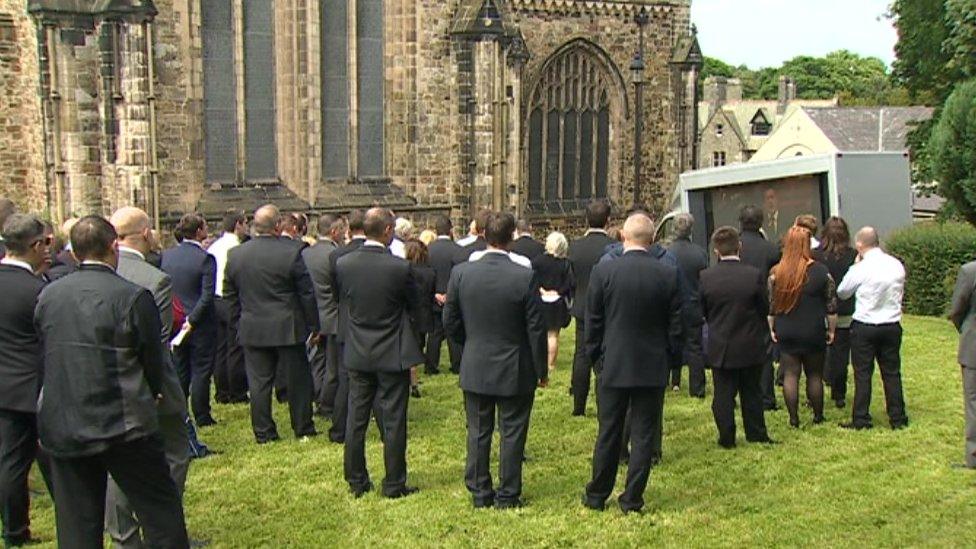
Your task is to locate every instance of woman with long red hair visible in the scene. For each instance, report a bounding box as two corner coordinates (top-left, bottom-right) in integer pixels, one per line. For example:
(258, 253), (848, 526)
(768, 226), (838, 427)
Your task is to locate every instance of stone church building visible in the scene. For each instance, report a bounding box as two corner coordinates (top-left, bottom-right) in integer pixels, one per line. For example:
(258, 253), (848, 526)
(0, 0), (700, 230)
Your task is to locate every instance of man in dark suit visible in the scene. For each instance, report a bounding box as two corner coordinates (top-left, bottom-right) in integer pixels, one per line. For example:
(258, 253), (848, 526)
(107, 207), (192, 548)
(510, 219), (545, 260)
(162, 213), (218, 426)
(210, 210), (249, 404)
(335, 207), (422, 499)
(0, 214), (53, 547)
(950, 259), (976, 469)
(426, 215), (463, 375)
(568, 200), (614, 416)
(700, 226), (775, 448)
(582, 213), (681, 513)
(35, 216), (188, 548)
(0, 197), (15, 260)
(224, 204), (319, 443)
(302, 214), (346, 417)
(327, 209), (366, 443)
(452, 209), (491, 265)
(667, 213), (710, 398)
(443, 212), (547, 509)
(738, 205), (781, 410)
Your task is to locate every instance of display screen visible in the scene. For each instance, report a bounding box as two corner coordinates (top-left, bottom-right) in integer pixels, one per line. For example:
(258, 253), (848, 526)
(702, 175), (826, 244)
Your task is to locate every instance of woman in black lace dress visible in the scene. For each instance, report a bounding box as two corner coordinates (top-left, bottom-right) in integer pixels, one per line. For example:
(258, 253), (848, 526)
(530, 232), (575, 374)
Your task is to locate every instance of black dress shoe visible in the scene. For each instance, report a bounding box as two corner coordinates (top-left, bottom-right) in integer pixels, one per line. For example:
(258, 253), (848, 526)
(296, 430), (319, 439)
(812, 415), (825, 425)
(891, 421), (909, 431)
(425, 368), (441, 376)
(763, 403), (780, 411)
(229, 395), (250, 404)
(834, 399), (846, 409)
(789, 418), (800, 428)
(410, 386), (422, 398)
(690, 392), (706, 399)
(717, 440), (736, 449)
(196, 416), (217, 427)
(472, 498), (495, 509)
(314, 407), (332, 418)
(581, 495), (605, 511)
(495, 498), (524, 510)
(256, 434), (280, 444)
(571, 410), (585, 417)
(383, 486), (419, 499)
(328, 434), (344, 444)
(839, 421), (872, 430)
(350, 482), (374, 498)
(748, 436), (779, 445)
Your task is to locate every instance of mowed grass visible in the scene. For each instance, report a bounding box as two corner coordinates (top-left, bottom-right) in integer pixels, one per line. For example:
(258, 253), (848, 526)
(23, 315), (976, 547)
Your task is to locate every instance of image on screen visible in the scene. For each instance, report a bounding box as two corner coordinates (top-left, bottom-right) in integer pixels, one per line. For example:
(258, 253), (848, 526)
(706, 175), (825, 244)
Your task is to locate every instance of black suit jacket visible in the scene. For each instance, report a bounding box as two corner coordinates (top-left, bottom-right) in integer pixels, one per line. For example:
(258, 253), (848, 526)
(453, 236), (488, 266)
(568, 231), (614, 318)
(302, 238), (340, 335)
(47, 249), (78, 280)
(330, 237), (366, 342)
(0, 264), (45, 413)
(668, 237), (709, 322)
(411, 264), (436, 334)
(510, 236), (545, 260)
(585, 250), (682, 388)
(699, 259), (769, 370)
(335, 244), (423, 372)
(224, 235), (319, 347)
(428, 237), (462, 296)
(443, 252), (547, 397)
(35, 264), (166, 457)
(739, 230), (781, 276)
(161, 241), (216, 328)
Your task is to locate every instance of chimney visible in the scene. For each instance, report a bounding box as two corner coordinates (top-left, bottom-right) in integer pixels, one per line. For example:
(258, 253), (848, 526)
(704, 76), (728, 105)
(726, 78), (743, 102)
(777, 75), (795, 114)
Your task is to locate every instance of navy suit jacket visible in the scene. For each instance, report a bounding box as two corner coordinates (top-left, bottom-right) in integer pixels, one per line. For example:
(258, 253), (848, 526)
(161, 241), (216, 330)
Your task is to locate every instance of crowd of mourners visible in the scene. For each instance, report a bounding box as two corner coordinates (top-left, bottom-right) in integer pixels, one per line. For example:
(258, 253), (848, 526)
(0, 192), (972, 549)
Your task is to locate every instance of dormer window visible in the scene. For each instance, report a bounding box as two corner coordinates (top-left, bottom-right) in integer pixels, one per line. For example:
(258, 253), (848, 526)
(750, 110), (772, 136)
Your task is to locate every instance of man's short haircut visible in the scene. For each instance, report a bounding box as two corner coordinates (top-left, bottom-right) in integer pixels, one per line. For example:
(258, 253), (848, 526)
(739, 205), (763, 232)
(176, 213), (206, 241)
(585, 200), (611, 229)
(485, 211), (515, 248)
(672, 213), (694, 239)
(516, 218), (532, 234)
(434, 214), (452, 236)
(712, 226), (740, 257)
(0, 198), (15, 230)
(71, 215), (118, 261)
(855, 226), (880, 248)
(317, 213), (340, 236)
(794, 214), (818, 234)
(221, 210), (246, 233)
(347, 209), (366, 233)
(1, 213), (45, 255)
(281, 212), (307, 236)
(473, 209), (492, 234)
(252, 204), (280, 235)
(623, 213), (654, 246)
(363, 208), (395, 240)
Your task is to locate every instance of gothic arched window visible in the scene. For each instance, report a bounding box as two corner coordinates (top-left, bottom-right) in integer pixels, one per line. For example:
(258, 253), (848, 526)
(527, 43), (620, 210)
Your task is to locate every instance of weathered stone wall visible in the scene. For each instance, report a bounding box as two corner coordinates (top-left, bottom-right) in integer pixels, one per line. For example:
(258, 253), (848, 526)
(0, 0), (45, 214)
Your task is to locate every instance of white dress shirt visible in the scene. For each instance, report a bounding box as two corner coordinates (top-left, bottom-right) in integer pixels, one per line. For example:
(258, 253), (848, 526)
(390, 237), (406, 259)
(207, 232), (240, 297)
(456, 234), (477, 247)
(468, 249), (532, 269)
(837, 247), (905, 325)
(117, 245), (146, 261)
(1, 257), (34, 273)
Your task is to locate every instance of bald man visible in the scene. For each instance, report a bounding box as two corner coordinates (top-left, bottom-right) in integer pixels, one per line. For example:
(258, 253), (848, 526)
(224, 204), (320, 443)
(582, 214), (682, 513)
(837, 227), (908, 430)
(107, 207), (191, 548)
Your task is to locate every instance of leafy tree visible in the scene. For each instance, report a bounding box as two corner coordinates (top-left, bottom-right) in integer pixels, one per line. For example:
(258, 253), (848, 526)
(945, 0), (976, 79)
(700, 56), (735, 80)
(891, 0), (955, 105)
(929, 79), (976, 225)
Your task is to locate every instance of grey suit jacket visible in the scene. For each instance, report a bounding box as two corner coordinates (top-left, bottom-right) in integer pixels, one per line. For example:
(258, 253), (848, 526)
(302, 238), (340, 335)
(116, 249), (189, 417)
(950, 261), (976, 369)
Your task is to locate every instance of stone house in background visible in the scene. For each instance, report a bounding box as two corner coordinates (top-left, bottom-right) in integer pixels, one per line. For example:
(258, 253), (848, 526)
(0, 0), (702, 231)
(697, 75), (836, 168)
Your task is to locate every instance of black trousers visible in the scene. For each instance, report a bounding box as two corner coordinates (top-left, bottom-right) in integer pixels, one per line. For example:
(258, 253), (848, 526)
(571, 318), (600, 414)
(826, 326), (852, 400)
(330, 346), (383, 443)
(759, 338), (777, 408)
(851, 321), (908, 428)
(711, 366), (769, 446)
(463, 391), (534, 506)
(678, 322), (707, 397)
(311, 335), (339, 414)
(586, 386), (665, 512)
(173, 325), (216, 423)
(0, 409), (52, 545)
(213, 298), (247, 402)
(344, 370), (409, 495)
(49, 436), (188, 549)
(426, 312), (461, 373)
(242, 344), (315, 441)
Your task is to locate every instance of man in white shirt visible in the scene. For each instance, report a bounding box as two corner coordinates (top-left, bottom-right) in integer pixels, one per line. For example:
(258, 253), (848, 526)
(456, 219), (479, 247)
(209, 211), (249, 404)
(836, 227), (908, 430)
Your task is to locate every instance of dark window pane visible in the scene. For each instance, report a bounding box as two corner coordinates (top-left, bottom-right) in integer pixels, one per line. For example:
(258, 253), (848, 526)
(596, 107), (609, 198)
(579, 110), (593, 199)
(243, 0), (276, 180)
(202, 0), (237, 182)
(562, 110), (578, 200)
(322, 0), (349, 178)
(528, 109), (543, 202)
(357, 0), (384, 177)
(545, 110), (560, 204)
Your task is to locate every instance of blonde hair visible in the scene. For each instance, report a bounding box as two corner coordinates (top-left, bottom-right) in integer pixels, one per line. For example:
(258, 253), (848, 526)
(394, 217), (415, 240)
(418, 229), (437, 246)
(545, 231), (569, 258)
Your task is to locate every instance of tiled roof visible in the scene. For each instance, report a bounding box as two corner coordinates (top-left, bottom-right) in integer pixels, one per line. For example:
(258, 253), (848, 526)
(803, 106), (934, 152)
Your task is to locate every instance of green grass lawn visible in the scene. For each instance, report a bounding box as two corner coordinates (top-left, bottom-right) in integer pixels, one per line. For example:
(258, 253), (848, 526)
(24, 315), (976, 547)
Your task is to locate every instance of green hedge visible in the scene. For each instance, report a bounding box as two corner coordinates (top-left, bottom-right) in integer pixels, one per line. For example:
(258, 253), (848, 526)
(886, 222), (976, 316)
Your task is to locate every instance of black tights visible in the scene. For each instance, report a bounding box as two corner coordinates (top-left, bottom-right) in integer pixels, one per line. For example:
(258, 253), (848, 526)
(780, 352), (825, 425)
